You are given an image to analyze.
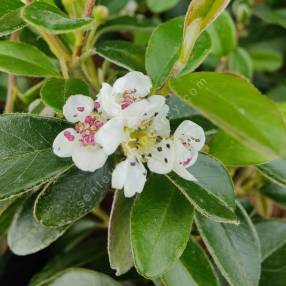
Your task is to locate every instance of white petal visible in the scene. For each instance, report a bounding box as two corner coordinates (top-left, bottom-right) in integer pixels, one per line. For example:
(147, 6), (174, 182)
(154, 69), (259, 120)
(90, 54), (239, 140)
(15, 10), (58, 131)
(53, 128), (80, 158)
(112, 159), (128, 190)
(121, 99), (150, 128)
(95, 118), (126, 155)
(174, 139), (198, 168)
(174, 120), (205, 151)
(147, 139), (174, 174)
(113, 71), (152, 97)
(149, 105), (170, 137)
(173, 164), (198, 182)
(63, 95), (94, 123)
(123, 157), (147, 197)
(97, 83), (121, 118)
(72, 146), (108, 172)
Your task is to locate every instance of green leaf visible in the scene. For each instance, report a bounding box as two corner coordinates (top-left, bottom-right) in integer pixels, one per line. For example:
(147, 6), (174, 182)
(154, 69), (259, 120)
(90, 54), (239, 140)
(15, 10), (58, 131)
(256, 221), (286, 286)
(98, 16), (157, 38)
(267, 83), (286, 102)
(0, 41), (59, 77)
(8, 195), (68, 256)
(34, 162), (112, 227)
(95, 40), (146, 72)
(0, 114), (72, 200)
(98, 0), (129, 14)
(261, 181), (286, 208)
(196, 203), (261, 286)
(254, 5), (286, 29)
(41, 78), (90, 112)
(29, 237), (107, 286)
(108, 192), (134, 276)
(146, 17), (211, 87)
(147, 0), (180, 13)
(22, 2), (93, 34)
(248, 48), (283, 72)
(47, 268), (121, 286)
(131, 174), (193, 278)
(162, 238), (219, 286)
(170, 72), (286, 159)
(207, 11), (236, 57)
(258, 159), (286, 187)
(0, 0), (26, 37)
(166, 153), (236, 223)
(229, 48), (253, 79)
(209, 131), (270, 166)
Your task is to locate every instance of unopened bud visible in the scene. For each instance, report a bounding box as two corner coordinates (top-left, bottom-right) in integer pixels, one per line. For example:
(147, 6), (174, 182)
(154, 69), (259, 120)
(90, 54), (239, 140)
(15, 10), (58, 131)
(93, 5), (109, 23)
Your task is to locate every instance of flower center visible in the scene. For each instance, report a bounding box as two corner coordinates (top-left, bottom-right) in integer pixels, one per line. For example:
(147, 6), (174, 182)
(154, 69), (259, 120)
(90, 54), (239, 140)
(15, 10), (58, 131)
(120, 89), (137, 110)
(75, 115), (103, 146)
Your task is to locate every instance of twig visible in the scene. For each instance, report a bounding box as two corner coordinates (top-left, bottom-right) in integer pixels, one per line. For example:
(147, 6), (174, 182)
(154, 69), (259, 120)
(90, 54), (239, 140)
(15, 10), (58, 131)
(5, 32), (19, 113)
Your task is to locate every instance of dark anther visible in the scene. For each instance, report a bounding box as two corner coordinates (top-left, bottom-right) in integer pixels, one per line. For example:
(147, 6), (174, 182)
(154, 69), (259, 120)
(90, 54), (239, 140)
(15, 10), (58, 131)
(157, 146), (163, 152)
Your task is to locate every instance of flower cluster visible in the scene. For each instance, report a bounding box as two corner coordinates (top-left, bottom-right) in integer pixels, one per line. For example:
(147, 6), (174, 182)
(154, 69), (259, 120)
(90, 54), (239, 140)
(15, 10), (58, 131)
(53, 72), (205, 197)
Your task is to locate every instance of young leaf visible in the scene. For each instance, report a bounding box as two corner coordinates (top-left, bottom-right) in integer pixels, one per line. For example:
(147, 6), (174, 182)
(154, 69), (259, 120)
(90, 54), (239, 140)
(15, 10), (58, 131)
(108, 192), (134, 276)
(0, 41), (59, 77)
(0, 114), (72, 200)
(162, 238), (219, 286)
(147, 0), (180, 13)
(180, 0), (231, 64)
(209, 131), (270, 166)
(41, 78), (90, 112)
(0, 0), (26, 37)
(258, 159), (286, 187)
(146, 17), (211, 87)
(256, 221), (286, 286)
(34, 162), (112, 227)
(131, 174), (193, 278)
(229, 48), (253, 79)
(207, 11), (236, 57)
(166, 153), (236, 223)
(95, 40), (146, 72)
(170, 72), (286, 159)
(47, 268), (121, 286)
(196, 203), (261, 286)
(8, 195), (68, 256)
(22, 2), (93, 34)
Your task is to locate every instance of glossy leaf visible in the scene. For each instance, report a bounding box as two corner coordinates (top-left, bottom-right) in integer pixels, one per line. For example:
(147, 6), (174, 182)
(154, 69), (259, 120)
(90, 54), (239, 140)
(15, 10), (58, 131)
(131, 174), (193, 278)
(96, 40), (146, 72)
(0, 0), (26, 37)
(0, 41), (59, 77)
(162, 238), (219, 286)
(41, 78), (90, 112)
(209, 131), (270, 166)
(0, 114), (72, 200)
(8, 195), (68, 256)
(29, 238), (108, 286)
(146, 17), (211, 87)
(47, 268), (121, 286)
(256, 221), (286, 286)
(34, 163), (112, 227)
(98, 16), (157, 38)
(196, 203), (261, 286)
(147, 0), (180, 13)
(258, 159), (286, 187)
(22, 2), (93, 34)
(229, 48), (253, 79)
(166, 153), (236, 223)
(207, 11), (236, 57)
(170, 72), (286, 159)
(248, 48), (283, 72)
(108, 192), (134, 276)
(261, 181), (286, 208)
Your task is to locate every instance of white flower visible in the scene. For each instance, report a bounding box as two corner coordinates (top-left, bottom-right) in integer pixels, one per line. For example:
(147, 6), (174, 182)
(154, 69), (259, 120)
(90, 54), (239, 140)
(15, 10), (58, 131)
(53, 95), (109, 172)
(172, 121), (206, 181)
